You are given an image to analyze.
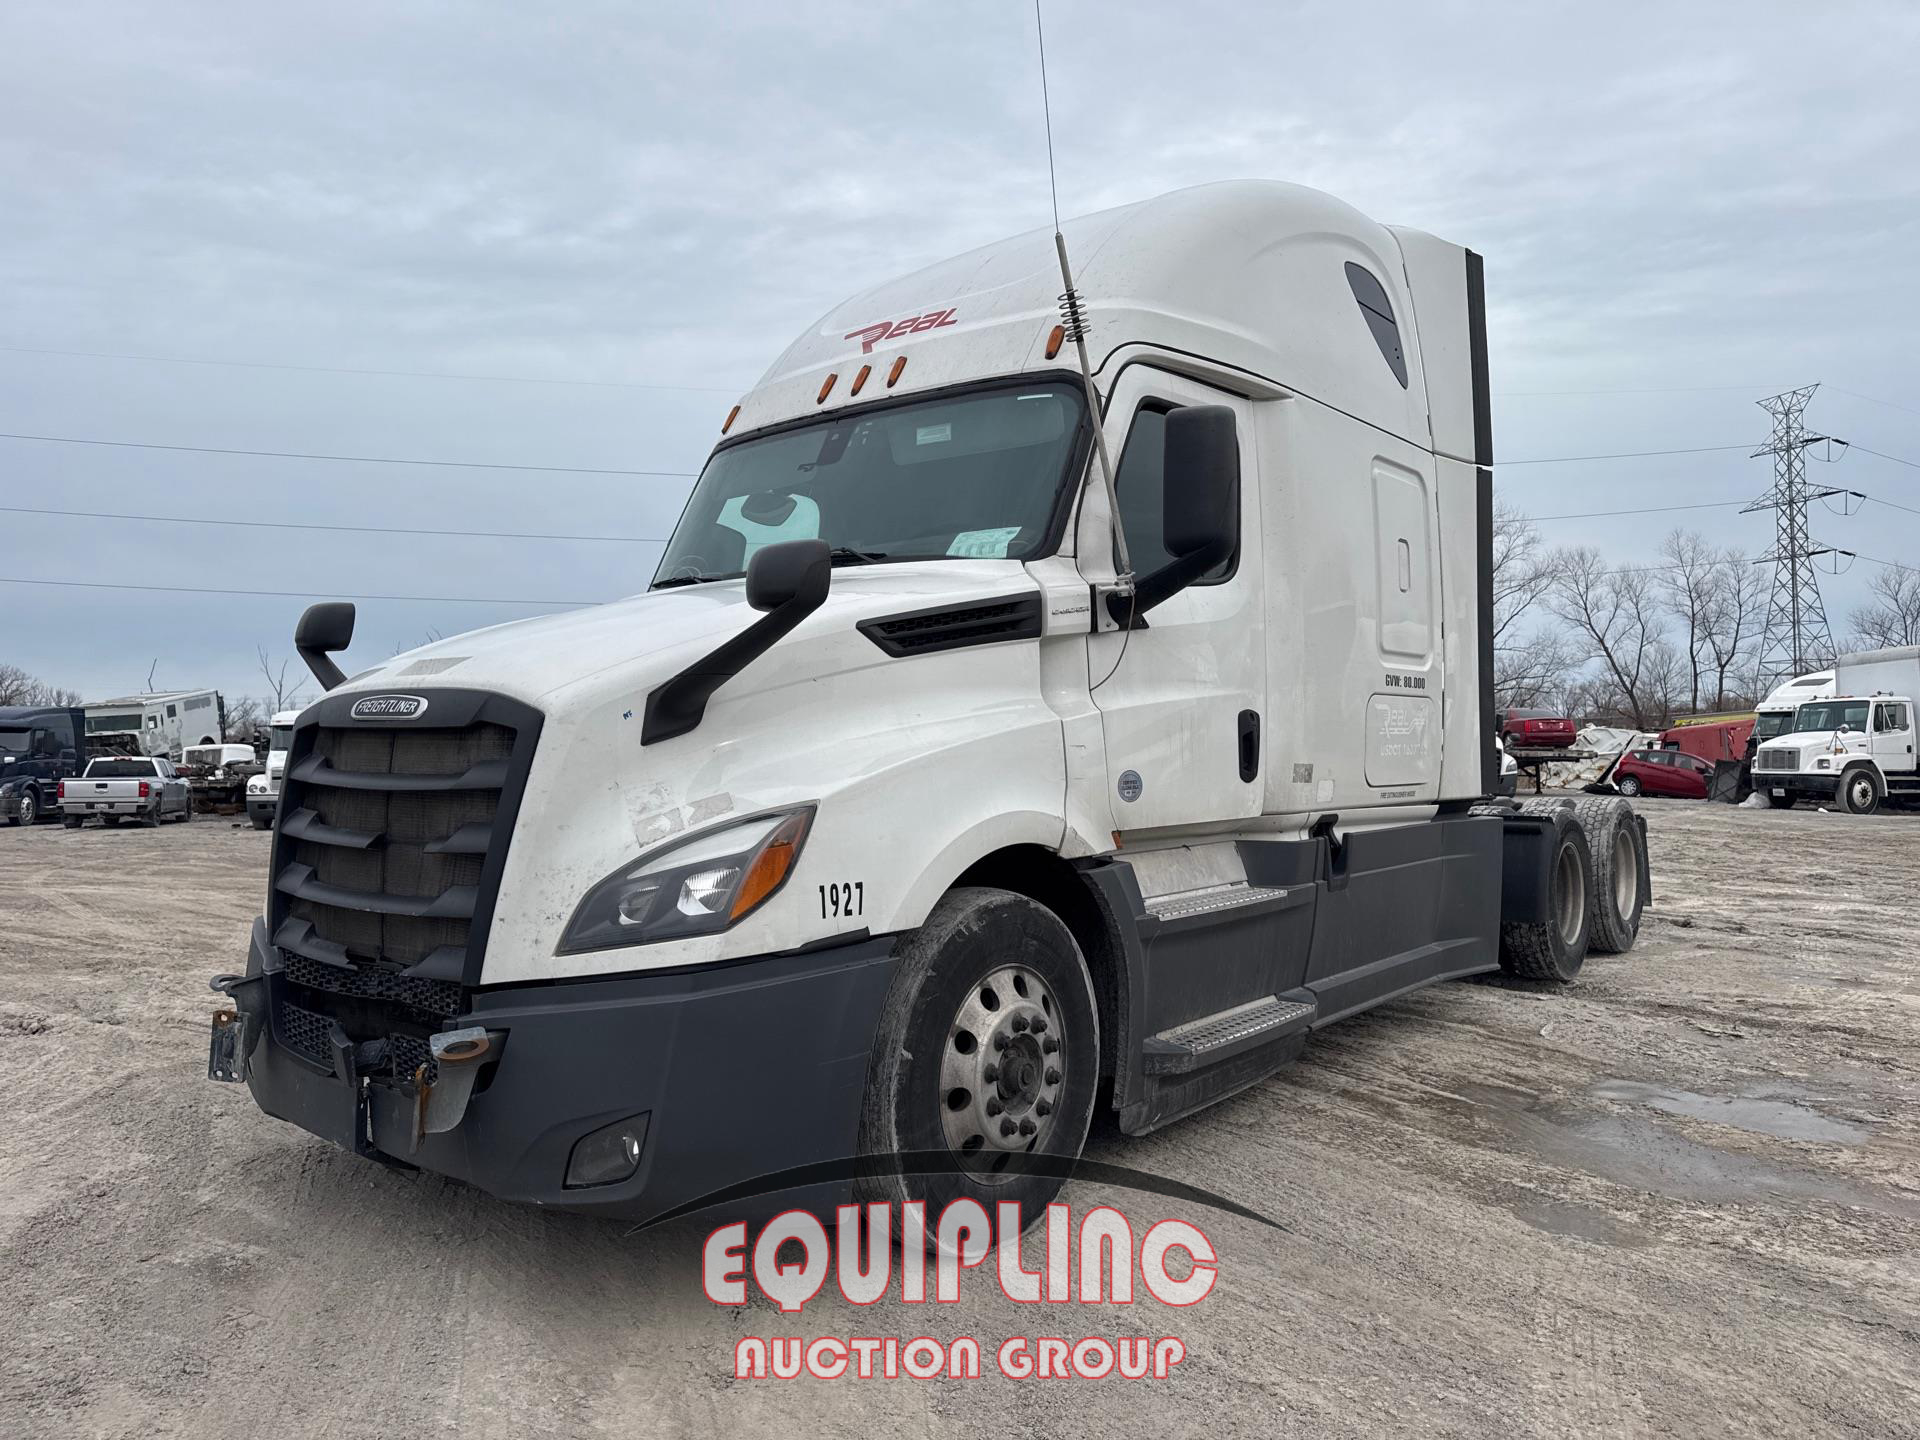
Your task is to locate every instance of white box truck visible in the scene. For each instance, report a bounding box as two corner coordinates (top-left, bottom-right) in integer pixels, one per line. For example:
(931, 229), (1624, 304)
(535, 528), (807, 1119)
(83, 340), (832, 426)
(1753, 647), (1918, 813)
(208, 182), (1650, 1223)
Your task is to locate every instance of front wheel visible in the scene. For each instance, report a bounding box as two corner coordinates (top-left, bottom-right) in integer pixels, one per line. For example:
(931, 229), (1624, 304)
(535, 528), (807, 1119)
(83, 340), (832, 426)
(15, 789), (36, 826)
(855, 886), (1099, 1234)
(1840, 766), (1883, 816)
(1616, 775), (1642, 798)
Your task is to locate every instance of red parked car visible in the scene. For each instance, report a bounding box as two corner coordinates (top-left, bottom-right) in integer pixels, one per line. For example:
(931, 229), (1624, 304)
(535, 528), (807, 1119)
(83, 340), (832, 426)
(1612, 747), (1714, 799)
(1501, 708), (1578, 749)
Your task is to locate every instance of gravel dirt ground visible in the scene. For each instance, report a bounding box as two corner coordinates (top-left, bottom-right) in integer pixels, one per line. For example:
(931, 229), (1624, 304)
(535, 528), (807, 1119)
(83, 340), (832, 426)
(2, 798), (1917, 1438)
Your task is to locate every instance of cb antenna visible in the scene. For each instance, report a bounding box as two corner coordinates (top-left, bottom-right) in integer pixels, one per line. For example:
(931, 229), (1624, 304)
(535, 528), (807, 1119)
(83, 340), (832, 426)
(1035, 0), (1132, 592)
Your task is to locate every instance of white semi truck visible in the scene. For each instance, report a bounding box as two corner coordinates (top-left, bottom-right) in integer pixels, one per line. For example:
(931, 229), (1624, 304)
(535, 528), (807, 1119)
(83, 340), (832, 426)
(244, 710), (301, 829)
(208, 182), (1650, 1224)
(1753, 647), (1918, 813)
(1748, 668), (1835, 759)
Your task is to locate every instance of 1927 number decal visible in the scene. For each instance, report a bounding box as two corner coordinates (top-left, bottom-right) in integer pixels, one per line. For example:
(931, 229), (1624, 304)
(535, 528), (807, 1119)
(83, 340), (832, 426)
(820, 882), (864, 919)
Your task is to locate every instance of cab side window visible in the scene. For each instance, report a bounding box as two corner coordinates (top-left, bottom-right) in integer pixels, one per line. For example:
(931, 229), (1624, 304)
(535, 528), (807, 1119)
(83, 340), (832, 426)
(1113, 404), (1235, 584)
(1874, 703), (1910, 732)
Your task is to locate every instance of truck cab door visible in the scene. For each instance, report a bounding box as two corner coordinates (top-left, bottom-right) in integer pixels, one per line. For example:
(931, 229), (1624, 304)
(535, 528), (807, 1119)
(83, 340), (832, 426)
(1872, 701), (1915, 773)
(1084, 368), (1265, 833)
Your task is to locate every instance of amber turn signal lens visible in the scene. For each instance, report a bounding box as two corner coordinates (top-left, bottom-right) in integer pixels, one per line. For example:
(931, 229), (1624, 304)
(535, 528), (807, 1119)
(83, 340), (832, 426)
(730, 810), (812, 921)
(850, 363), (871, 396)
(1045, 324), (1065, 359)
(817, 373), (838, 404)
(722, 404), (740, 433)
(887, 356), (907, 387)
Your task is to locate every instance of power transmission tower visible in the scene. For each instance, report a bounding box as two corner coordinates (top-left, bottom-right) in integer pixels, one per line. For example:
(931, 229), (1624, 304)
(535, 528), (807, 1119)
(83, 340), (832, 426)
(1743, 384), (1846, 683)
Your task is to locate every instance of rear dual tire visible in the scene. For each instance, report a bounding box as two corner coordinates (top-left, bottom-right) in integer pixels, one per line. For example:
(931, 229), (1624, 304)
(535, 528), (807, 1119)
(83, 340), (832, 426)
(1498, 807), (1594, 982)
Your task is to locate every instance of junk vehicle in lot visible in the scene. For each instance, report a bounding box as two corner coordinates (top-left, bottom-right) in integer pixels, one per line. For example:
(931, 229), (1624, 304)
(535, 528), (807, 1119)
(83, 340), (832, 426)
(82, 689), (224, 762)
(1753, 647), (1918, 814)
(61, 754), (192, 827)
(244, 710), (300, 829)
(206, 181), (1651, 1226)
(0, 705), (86, 826)
(179, 742), (263, 813)
(1612, 747), (1714, 800)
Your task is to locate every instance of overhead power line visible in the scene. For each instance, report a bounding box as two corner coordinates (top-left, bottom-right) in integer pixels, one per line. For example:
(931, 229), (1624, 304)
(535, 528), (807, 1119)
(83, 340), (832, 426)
(1844, 442), (1920, 470)
(0, 343), (738, 395)
(1530, 498), (1750, 522)
(0, 504), (668, 546)
(1492, 443), (1753, 466)
(0, 430), (696, 478)
(0, 575), (596, 607)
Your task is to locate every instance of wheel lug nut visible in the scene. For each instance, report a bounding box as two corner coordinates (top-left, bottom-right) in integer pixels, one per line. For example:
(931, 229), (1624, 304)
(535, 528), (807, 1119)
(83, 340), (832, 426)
(1045, 1067), (1061, 1085)
(983, 1063), (998, 1081)
(1000, 1118), (1017, 1137)
(986, 1098), (1002, 1116)
(1030, 1017), (1047, 1034)
(1036, 1099), (1052, 1117)
(1042, 1036), (1059, 1054)
(1012, 1016), (1029, 1033)
(1019, 1118), (1036, 1136)
(993, 1034), (1009, 1052)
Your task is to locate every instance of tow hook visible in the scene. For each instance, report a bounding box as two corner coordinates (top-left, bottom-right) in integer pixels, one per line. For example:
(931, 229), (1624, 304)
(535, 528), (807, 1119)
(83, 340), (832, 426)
(207, 973), (262, 1083)
(411, 1026), (498, 1153)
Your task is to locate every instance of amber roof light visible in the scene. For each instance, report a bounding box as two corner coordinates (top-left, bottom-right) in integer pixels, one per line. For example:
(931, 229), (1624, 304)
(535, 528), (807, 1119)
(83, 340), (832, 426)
(722, 404), (740, 434)
(850, 363), (871, 396)
(817, 372), (838, 404)
(1045, 324), (1065, 360)
(886, 356), (908, 387)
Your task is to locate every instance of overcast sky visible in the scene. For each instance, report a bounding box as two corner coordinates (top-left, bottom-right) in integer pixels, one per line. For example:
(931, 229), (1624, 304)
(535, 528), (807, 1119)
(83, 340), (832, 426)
(2, 1), (1916, 712)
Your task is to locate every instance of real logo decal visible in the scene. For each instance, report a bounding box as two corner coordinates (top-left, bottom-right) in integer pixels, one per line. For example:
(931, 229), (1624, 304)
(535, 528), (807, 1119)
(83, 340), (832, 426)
(844, 307), (959, 354)
(349, 694), (430, 721)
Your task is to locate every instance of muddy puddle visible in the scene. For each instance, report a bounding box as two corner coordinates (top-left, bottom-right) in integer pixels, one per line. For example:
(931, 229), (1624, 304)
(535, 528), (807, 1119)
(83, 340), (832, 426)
(1448, 1082), (1910, 1221)
(1590, 1080), (1868, 1145)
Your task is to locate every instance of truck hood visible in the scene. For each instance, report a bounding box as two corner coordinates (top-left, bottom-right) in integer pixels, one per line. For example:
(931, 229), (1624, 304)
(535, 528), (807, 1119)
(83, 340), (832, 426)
(1760, 729), (1862, 755)
(326, 559), (1044, 712)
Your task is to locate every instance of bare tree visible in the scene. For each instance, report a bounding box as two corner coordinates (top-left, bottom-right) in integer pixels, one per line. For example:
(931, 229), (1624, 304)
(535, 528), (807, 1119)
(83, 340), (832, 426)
(0, 665), (83, 707)
(257, 647), (305, 712)
(1701, 546), (1768, 708)
(1547, 547), (1672, 730)
(1490, 501), (1572, 710)
(1849, 564), (1920, 650)
(1656, 530), (1717, 714)
(224, 696), (263, 740)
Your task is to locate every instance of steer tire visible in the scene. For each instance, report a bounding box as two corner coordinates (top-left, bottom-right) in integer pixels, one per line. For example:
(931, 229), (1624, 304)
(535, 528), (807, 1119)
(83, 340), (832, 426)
(855, 886), (1099, 1242)
(1498, 808), (1594, 983)
(1572, 797), (1647, 954)
(1838, 765), (1883, 816)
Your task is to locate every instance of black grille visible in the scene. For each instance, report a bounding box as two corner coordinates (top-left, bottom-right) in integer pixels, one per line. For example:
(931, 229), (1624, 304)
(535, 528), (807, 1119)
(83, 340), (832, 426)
(275, 1000), (439, 1084)
(282, 953), (464, 1019)
(859, 594), (1044, 657)
(267, 689), (541, 1078)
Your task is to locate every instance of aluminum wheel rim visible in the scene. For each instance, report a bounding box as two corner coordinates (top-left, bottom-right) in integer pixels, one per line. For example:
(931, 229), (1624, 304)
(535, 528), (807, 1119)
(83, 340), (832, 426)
(19, 793), (33, 824)
(1555, 842), (1586, 947)
(938, 964), (1066, 1183)
(1611, 827), (1638, 918)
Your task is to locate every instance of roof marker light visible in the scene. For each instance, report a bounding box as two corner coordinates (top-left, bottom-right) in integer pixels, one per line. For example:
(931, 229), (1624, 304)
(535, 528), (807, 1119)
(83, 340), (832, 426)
(850, 363), (871, 396)
(1045, 324), (1065, 360)
(817, 373), (837, 404)
(887, 356), (907, 388)
(722, 404), (740, 434)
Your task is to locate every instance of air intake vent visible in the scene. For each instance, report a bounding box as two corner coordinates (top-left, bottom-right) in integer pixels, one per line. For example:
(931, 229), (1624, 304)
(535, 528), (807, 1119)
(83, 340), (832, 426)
(858, 594), (1044, 658)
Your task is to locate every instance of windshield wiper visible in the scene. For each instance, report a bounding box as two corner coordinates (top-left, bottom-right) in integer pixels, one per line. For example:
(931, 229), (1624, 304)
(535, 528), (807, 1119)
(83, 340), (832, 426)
(651, 573), (728, 590)
(827, 547), (889, 566)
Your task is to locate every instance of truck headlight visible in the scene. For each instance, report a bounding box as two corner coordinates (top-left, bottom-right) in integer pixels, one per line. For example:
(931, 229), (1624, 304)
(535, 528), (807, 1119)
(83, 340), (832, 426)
(559, 806), (813, 954)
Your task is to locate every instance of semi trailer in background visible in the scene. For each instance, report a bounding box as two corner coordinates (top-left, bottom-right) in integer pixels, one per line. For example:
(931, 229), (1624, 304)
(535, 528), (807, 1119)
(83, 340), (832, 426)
(209, 181), (1649, 1228)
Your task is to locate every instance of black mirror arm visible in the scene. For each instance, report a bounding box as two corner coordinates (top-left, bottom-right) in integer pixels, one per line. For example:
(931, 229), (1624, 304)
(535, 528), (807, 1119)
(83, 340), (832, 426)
(643, 543), (831, 745)
(1105, 537), (1232, 626)
(294, 601), (357, 692)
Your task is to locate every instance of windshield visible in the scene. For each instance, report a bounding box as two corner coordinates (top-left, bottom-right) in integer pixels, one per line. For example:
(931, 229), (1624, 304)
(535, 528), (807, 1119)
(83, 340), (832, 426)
(1794, 700), (1869, 733)
(653, 383), (1087, 585)
(1752, 711), (1794, 741)
(0, 729), (29, 757)
(270, 726), (295, 752)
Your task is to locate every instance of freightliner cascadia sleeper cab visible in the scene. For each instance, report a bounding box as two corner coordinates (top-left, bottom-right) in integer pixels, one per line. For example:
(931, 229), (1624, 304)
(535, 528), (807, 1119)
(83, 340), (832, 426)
(209, 181), (1649, 1224)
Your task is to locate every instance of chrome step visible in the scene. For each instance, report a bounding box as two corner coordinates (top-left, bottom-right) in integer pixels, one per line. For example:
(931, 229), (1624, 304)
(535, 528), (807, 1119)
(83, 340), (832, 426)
(1142, 994), (1317, 1075)
(1144, 883), (1292, 923)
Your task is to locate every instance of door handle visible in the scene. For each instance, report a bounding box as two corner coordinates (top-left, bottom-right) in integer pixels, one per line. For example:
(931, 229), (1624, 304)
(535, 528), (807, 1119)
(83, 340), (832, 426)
(1238, 710), (1261, 783)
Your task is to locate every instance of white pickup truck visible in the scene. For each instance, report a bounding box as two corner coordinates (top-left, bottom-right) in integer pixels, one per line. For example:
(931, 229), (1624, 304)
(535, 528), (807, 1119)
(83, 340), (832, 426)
(60, 755), (193, 827)
(1752, 647), (1918, 814)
